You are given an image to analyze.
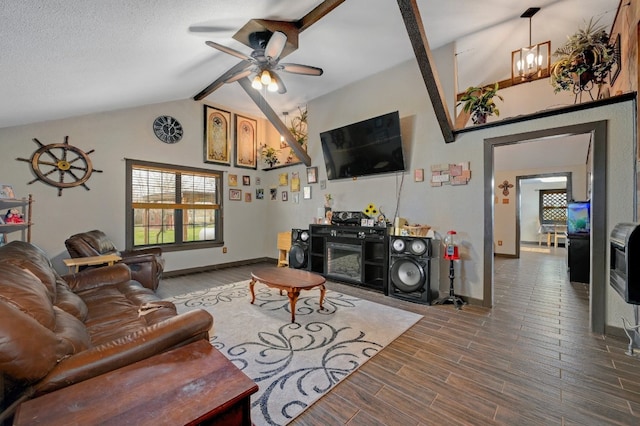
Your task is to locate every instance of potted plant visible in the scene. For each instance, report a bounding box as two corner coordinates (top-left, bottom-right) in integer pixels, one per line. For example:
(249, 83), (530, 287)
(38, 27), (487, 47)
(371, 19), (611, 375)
(260, 144), (280, 168)
(457, 82), (503, 124)
(550, 18), (616, 97)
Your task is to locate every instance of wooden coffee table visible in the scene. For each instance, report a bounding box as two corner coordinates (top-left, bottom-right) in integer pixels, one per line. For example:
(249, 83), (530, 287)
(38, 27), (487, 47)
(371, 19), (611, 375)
(250, 267), (326, 323)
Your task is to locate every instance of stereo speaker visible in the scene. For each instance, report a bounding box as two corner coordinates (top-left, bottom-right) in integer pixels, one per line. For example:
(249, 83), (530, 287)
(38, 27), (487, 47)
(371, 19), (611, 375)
(331, 211), (366, 226)
(388, 236), (435, 304)
(289, 229), (310, 269)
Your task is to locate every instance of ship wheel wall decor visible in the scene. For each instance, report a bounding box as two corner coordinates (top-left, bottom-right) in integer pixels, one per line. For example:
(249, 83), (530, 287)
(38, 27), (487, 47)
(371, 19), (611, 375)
(17, 136), (103, 196)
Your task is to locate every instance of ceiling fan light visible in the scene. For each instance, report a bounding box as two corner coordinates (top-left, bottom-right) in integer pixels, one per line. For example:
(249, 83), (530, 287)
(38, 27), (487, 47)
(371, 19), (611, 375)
(251, 75), (262, 90)
(267, 77), (278, 92)
(260, 70), (271, 85)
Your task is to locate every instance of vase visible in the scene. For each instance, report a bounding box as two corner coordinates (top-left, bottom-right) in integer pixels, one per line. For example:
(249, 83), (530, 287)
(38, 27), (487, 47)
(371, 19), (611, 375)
(472, 113), (487, 125)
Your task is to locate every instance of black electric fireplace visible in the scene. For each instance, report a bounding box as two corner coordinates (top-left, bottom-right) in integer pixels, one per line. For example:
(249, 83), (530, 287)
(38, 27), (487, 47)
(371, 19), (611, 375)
(610, 223), (640, 304)
(309, 224), (388, 293)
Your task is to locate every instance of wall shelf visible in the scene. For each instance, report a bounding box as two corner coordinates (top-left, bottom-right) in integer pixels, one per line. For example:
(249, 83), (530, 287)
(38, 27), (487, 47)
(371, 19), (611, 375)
(0, 194), (33, 244)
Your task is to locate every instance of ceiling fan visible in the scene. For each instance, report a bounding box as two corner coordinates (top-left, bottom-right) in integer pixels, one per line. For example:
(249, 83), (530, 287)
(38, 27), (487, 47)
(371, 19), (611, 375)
(204, 29), (323, 95)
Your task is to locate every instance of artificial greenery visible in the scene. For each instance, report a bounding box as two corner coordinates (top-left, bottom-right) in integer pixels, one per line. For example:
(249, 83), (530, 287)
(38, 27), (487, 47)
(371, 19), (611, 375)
(550, 18), (616, 94)
(457, 82), (503, 124)
(260, 145), (280, 168)
(288, 106), (308, 146)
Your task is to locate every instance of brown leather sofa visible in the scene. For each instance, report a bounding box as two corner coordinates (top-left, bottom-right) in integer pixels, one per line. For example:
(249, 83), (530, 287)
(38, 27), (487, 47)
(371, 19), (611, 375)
(0, 241), (213, 422)
(65, 229), (165, 291)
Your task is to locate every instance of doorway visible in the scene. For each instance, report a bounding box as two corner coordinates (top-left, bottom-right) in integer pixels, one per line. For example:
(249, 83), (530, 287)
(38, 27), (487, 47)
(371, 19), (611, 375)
(484, 121), (607, 333)
(516, 173), (571, 258)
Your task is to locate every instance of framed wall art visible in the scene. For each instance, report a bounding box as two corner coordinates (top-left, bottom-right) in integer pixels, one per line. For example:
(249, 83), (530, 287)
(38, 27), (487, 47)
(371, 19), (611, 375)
(203, 105), (231, 165)
(306, 167), (318, 184)
(229, 189), (242, 201)
(235, 114), (257, 169)
(242, 175), (250, 186)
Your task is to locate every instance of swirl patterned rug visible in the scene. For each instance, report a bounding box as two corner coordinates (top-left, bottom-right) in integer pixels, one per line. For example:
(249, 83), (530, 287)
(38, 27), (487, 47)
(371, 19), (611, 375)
(165, 280), (422, 426)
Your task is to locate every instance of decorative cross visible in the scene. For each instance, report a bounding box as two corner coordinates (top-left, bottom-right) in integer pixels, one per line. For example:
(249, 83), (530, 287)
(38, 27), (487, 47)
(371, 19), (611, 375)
(498, 180), (514, 196)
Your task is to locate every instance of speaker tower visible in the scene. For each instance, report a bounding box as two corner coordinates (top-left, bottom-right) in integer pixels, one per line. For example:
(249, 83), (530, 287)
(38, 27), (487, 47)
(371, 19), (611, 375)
(388, 236), (434, 304)
(289, 229), (310, 269)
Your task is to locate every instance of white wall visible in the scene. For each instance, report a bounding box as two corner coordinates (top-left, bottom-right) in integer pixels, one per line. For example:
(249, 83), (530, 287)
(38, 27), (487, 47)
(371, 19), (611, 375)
(494, 165), (586, 255)
(0, 45), (636, 330)
(0, 100), (275, 273)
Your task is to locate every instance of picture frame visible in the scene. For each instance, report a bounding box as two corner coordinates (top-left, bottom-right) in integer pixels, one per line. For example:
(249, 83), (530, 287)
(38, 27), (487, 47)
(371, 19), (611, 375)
(291, 172), (300, 192)
(245, 192), (252, 202)
(228, 174), (238, 187)
(270, 188), (277, 200)
(203, 105), (231, 165)
(610, 33), (621, 85)
(229, 189), (242, 201)
(279, 172), (288, 186)
(0, 184), (15, 199)
(303, 186), (311, 200)
(242, 175), (250, 186)
(234, 114), (257, 169)
(306, 167), (318, 184)
(282, 191), (288, 201)
(414, 168), (424, 182)
(256, 188), (264, 200)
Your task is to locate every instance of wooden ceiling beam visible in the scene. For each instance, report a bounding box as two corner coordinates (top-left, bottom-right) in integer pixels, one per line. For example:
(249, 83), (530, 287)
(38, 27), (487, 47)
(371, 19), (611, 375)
(237, 78), (311, 166)
(396, 0), (455, 143)
(297, 0), (346, 32)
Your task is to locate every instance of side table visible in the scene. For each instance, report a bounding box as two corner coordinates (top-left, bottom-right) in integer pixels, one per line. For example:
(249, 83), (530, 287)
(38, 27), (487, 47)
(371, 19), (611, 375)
(13, 340), (258, 425)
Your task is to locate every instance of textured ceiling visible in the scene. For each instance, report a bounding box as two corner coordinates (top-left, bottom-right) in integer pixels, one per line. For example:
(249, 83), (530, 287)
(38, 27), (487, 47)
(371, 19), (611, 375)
(0, 0), (619, 129)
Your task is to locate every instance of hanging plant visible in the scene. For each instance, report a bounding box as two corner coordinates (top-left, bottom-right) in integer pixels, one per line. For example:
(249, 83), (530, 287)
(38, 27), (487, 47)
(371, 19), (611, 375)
(550, 18), (616, 96)
(457, 83), (503, 125)
(288, 106), (308, 147)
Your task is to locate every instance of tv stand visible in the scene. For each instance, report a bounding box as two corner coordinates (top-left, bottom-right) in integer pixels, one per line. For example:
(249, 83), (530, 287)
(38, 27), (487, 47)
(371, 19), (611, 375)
(309, 224), (389, 293)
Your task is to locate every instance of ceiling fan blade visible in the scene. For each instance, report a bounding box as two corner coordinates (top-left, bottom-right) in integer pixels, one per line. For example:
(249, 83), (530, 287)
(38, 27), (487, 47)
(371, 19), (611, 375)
(271, 71), (287, 94)
(194, 60), (251, 100)
(280, 63), (324, 76)
(224, 69), (252, 83)
(205, 41), (252, 61)
(264, 31), (287, 60)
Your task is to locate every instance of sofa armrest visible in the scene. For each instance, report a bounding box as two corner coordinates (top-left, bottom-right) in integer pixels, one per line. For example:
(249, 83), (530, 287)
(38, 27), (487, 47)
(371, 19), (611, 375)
(62, 263), (132, 292)
(33, 309), (213, 396)
(120, 247), (162, 257)
(118, 253), (160, 266)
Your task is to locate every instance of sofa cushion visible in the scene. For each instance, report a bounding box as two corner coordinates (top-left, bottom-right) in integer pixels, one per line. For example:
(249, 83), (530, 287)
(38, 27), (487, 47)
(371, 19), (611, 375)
(0, 241), (58, 301)
(0, 264), (56, 331)
(53, 306), (91, 356)
(0, 289), (59, 382)
(76, 281), (177, 346)
(55, 278), (88, 321)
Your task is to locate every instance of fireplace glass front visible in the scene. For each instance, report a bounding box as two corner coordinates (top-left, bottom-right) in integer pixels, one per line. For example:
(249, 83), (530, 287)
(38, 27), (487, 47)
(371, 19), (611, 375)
(326, 241), (362, 282)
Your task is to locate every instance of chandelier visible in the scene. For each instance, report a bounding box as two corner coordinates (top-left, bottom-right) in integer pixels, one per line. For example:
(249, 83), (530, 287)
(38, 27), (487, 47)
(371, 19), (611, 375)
(511, 7), (550, 85)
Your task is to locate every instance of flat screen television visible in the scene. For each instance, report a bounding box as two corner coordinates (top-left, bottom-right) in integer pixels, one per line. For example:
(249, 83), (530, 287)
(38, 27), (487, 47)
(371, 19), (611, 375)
(320, 111), (405, 180)
(567, 201), (590, 234)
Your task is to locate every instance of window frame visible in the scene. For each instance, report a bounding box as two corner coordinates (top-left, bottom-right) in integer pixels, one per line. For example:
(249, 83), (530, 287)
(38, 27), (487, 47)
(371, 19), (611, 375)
(539, 188), (567, 225)
(125, 159), (224, 252)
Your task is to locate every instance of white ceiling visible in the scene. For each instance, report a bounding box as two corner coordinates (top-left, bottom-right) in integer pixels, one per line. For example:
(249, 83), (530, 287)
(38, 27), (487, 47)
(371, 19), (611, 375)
(0, 0), (619, 130)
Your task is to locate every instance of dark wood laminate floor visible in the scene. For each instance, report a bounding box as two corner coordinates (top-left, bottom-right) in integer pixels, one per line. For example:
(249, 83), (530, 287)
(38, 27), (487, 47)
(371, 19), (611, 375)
(159, 247), (640, 425)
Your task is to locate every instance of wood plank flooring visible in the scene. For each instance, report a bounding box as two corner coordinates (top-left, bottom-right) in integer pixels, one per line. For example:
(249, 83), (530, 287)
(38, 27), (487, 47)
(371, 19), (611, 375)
(159, 247), (640, 425)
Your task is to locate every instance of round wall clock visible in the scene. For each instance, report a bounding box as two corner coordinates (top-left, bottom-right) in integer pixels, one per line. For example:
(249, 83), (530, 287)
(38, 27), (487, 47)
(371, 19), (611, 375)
(153, 115), (183, 144)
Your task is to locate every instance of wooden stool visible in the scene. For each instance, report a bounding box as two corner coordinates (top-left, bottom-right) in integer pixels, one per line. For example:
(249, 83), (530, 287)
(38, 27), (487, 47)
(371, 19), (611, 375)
(277, 231), (291, 267)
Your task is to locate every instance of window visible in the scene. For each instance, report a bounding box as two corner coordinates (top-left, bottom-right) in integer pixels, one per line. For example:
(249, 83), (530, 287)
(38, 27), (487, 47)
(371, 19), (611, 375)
(539, 189), (567, 224)
(126, 160), (223, 250)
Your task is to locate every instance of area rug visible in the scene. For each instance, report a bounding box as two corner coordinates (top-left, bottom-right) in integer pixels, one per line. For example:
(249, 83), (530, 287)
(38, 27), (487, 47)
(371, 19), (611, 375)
(165, 280), (422, 426)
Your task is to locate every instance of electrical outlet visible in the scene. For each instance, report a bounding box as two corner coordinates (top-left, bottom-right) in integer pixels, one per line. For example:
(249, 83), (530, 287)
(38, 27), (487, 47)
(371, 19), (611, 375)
(222, 247), (227, 253)
(497, 241), (503, 246)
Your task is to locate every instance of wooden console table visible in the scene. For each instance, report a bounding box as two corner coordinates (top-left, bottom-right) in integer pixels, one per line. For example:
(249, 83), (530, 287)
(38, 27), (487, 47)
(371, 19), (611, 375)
(62, 253), (121, 273)
(13, 340), (258, 425)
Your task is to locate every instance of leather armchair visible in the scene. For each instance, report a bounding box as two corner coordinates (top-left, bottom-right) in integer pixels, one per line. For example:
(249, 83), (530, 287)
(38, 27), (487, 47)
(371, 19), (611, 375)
(65, 230), (165, 291)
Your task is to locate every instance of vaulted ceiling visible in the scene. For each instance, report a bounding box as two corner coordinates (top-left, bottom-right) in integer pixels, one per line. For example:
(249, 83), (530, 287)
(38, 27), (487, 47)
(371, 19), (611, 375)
(0, 0), (619, 130)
